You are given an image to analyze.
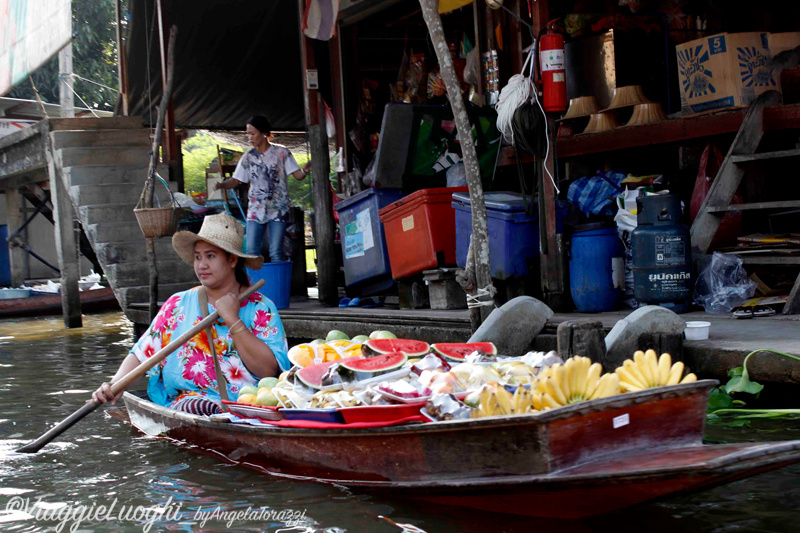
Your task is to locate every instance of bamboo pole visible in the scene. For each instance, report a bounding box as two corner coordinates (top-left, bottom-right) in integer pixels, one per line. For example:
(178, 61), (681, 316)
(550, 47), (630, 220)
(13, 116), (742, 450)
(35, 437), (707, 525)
(418, 0), (494, 325)
(143, 26), (177, 320)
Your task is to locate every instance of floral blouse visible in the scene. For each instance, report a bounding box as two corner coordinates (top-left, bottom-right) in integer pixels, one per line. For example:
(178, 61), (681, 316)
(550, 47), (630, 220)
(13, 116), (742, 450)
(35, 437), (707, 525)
(232, 144), (300, 224)
(131, 287), (290, 408)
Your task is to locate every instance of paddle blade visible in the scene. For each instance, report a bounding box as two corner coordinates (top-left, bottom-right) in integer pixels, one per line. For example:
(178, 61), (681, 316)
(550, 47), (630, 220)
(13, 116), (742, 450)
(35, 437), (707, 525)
(15, 401), (100, 453)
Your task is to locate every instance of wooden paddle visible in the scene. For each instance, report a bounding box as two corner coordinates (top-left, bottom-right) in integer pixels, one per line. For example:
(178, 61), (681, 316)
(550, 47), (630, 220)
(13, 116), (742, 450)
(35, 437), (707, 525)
(15, 280), (265, 454)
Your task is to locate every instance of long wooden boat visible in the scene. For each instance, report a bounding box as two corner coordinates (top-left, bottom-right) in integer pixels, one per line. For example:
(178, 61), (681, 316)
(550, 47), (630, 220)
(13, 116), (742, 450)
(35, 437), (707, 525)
(119, 380), (800, 518)
(0, 287), (118, 318)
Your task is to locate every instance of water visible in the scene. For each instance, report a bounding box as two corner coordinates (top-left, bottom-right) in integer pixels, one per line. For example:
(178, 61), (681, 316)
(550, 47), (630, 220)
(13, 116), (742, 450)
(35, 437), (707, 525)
(1, 312), (799, 532)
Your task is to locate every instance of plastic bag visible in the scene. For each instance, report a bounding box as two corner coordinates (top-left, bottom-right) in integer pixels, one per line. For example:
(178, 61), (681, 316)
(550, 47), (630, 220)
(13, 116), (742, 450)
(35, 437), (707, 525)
(690, 144), (742, 247)
(446, 162), (467, 187)
(693, 252), (757, 314)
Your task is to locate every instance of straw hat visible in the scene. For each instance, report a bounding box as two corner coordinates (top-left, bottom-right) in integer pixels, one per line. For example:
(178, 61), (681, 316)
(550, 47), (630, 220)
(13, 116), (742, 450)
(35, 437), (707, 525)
(600, 85), (651, 112)
(625, 102), (667, 126)
(582, 113), (619, 133)
(562, 96), (600, 119)
(172, 213), (263, 270)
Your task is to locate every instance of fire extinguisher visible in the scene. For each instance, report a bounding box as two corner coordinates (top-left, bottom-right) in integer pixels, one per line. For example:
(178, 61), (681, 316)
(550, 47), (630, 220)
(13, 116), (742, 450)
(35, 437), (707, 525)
(538, 19), (567, 113)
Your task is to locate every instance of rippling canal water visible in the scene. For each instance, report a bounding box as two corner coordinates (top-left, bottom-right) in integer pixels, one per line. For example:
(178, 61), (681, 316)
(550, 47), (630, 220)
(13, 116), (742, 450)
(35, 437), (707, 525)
(1, 311), (799, 532)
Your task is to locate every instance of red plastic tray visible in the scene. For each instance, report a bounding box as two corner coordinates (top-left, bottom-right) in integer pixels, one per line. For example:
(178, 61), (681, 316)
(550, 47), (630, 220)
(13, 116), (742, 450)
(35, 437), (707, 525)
(338, 401), (426, 424)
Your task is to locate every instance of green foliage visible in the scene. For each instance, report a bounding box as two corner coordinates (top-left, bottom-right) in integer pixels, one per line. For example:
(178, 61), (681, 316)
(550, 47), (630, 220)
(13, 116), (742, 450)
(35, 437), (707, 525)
(181, 133), (241, 193)
(7, 0), (125, 111)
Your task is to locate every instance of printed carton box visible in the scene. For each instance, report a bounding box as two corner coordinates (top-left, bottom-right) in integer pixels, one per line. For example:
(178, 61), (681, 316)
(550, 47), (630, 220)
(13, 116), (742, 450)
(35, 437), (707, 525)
(676, 32), (779, 115)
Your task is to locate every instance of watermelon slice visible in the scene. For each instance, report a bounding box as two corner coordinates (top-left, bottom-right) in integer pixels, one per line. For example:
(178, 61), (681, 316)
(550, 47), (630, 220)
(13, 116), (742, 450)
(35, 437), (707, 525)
(338, 351), (408, 381)
(431, 342), (497, 362)
(296, 360), (338, 389)
(362, 338), (430, 357)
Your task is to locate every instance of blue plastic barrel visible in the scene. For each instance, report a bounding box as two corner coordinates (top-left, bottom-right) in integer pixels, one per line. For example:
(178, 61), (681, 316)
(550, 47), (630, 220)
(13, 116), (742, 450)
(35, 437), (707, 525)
(569, 224), (624, 312)
(0, 225), (10, 286)
(246, 261), (292, 309)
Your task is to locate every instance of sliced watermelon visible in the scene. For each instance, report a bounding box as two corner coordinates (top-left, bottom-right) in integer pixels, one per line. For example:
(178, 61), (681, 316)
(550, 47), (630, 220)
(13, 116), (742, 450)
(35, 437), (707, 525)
(362, 338), (430, 357)
(339, 352), (408, 381)
(431, 342), (497, 361)
(295, 360), (338, 389)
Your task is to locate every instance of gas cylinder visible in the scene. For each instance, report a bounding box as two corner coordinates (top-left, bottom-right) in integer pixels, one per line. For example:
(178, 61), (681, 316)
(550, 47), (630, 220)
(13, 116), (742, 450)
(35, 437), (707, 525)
(539, 22), (567, 113)
(631, 195), (693, 313)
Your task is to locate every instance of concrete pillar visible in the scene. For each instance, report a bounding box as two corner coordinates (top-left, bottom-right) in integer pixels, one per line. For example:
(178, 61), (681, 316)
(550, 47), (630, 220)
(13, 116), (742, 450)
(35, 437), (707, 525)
(5, 189), (25, 287)
(58, 40), (74, 118)
(46, 142), (81, 328)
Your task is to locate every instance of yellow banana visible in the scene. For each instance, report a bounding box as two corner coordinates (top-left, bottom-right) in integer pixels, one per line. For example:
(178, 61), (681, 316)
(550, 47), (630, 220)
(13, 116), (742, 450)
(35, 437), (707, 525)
(565, 358), (578, 400)
(495, 387), (513, 415)
(657, 352), (672, 385)
(645, 349), (659, 386)
(615, 365), (645, 390)
(590, 373), (620, 400)
(623, 359), (648, 387)
(574, 357), (588, 399)
(680, 373), (697, 384)
(634, 350), (653, 387)
(541, 393), (561, 410)
(666, 361), (685, 385)
(545, 375), (568, 406)
(583, 363), (603, 399)
(620, 381), (643, 393)
(532, 392), (544, 411)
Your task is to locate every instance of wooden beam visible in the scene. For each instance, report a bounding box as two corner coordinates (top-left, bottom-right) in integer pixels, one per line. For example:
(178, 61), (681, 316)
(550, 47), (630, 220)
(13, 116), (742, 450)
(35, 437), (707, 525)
(116, 0), (129, 116)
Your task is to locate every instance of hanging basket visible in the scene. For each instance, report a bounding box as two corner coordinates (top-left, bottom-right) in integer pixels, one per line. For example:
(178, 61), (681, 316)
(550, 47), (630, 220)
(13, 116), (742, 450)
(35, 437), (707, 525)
(134, 174), (181, 238)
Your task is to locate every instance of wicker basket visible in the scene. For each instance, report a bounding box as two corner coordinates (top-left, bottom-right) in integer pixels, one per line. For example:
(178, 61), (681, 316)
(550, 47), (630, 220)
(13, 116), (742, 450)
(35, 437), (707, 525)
(134, 173), (181, 238)
(134, 206), (180, 238)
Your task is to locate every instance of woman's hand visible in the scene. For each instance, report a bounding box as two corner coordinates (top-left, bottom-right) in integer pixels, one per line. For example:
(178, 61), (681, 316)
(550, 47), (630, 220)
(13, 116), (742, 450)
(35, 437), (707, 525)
(216, 292), (241, 326)
(92, 382), (123, 405)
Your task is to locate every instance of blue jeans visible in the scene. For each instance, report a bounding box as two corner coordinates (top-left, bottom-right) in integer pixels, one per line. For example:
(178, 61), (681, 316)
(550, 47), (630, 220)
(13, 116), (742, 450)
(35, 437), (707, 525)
(245, 220), (286, 262)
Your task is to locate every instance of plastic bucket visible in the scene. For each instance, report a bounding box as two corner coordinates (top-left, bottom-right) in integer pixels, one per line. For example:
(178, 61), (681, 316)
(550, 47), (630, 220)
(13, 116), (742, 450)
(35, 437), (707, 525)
(246, 261), (292, 309)
(569, 226), (624, 312)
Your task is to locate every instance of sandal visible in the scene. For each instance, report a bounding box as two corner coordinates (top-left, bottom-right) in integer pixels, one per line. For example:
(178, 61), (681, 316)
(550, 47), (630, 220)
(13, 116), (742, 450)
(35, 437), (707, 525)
(338, 298), (351, 307)
(360, 297), (383, 308)
(752, 305), (776, 317)
(732, 306), (754, 319)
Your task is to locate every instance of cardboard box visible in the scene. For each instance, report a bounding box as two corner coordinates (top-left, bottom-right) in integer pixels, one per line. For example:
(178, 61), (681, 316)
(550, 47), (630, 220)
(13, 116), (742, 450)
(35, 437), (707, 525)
(768, 32), (800, 55)
(676, 32), (779, 115)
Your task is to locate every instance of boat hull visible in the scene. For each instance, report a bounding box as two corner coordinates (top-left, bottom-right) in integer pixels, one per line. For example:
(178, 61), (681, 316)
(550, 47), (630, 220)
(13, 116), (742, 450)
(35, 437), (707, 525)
(0, 287), (118, 317)
(119, 381), (800, 518)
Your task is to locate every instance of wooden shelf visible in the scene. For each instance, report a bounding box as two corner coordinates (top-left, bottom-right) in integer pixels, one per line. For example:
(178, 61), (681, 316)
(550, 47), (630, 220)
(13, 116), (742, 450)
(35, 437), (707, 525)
(498, 104), (800, 165)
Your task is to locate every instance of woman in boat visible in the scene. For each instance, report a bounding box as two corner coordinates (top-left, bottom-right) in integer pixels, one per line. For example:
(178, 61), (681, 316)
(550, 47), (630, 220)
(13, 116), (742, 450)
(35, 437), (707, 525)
(214, 114), (310, 262)
(92, 213), (291, 414)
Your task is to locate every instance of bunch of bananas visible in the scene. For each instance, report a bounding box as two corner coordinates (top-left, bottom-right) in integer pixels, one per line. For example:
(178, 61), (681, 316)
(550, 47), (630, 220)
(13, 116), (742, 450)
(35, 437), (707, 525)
(471, 382), (537, 418)
(615, 350), (697, 392)
(533, 356), (620, 408)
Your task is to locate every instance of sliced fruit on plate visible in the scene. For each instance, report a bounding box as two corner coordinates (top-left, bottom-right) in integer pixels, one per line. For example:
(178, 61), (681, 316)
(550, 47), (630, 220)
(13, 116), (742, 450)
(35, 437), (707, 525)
(339, 351), (408, 381)
(362, 338), (430, 357)
(431, 342), (497, 361)
(295, 360), (339, 389)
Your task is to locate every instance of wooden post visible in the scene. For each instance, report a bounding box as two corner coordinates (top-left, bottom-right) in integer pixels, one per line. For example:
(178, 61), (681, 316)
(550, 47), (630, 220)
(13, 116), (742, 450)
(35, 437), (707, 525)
(45, 135), (82, 328)
(5, 189), (25, 287)
(299, 0), (338, 306)
(115, 0), (129, 116)
(329, 31), (348, 189)
(309, 99), (337, 306)
(419, 0), (494, 323)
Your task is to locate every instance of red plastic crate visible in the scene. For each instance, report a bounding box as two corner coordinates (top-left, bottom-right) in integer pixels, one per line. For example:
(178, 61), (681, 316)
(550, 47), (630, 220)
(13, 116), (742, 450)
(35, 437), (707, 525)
(378, 187), (468, 279)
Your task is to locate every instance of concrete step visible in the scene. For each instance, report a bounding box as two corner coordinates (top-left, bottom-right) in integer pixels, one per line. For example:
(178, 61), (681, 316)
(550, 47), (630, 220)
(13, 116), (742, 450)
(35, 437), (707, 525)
(117, 282), (199, 313)
(56, 146), (150, 168)
(51, 129), (151, 149)
(69, 181), (176, 206)
(85, 222), (146, 243)
(104, 260), (196, 288)
(78, 203), (138, 224)
(64, 164), (169, 186)
(50, 116), (146, 131)
(94, 239), (184, 265)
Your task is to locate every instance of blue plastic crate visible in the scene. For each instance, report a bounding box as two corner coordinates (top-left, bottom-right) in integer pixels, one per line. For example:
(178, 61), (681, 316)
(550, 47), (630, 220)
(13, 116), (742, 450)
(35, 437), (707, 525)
(453, 192), (567, 279)
(334, 188), (405, 294)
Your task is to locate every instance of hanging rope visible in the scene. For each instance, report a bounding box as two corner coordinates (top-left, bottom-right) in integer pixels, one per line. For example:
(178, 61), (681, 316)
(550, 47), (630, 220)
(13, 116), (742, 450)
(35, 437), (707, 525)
(466, 286), (497, 309)
(57, 74), (100, 117)
(28, 76), (49, 118)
